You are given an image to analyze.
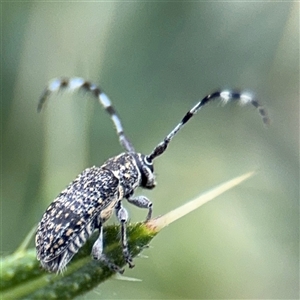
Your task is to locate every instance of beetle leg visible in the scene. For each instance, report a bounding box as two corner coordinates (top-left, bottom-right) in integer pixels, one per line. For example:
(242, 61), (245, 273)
(126, 195), (153, 221)
(115, 200), (134, 268)
(91, 222), (104, 260)
(92, 221), (124, 273)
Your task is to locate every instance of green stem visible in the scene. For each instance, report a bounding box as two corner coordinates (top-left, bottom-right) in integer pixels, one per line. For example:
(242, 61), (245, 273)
(0, 172), (253, 299)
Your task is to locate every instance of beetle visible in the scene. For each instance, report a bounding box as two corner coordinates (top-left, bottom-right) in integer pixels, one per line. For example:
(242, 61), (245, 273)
(35, 77), (268, 273)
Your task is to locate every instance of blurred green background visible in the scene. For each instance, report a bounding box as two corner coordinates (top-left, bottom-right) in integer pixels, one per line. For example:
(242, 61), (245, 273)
(1, 2), (298, 299)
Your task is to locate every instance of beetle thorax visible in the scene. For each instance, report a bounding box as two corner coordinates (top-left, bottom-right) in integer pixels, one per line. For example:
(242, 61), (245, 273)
(102, 152), (156, 197)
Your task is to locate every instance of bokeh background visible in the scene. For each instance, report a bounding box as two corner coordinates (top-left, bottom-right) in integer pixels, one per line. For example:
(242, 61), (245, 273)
(2, 2), (298, 299)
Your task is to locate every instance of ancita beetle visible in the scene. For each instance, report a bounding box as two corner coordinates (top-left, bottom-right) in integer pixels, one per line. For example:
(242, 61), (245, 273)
(35, 77), (269, 273)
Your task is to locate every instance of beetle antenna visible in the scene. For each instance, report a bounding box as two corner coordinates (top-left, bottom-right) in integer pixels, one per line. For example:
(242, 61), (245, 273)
(146, 90), (269, 162)
(38, 77), (135, 152)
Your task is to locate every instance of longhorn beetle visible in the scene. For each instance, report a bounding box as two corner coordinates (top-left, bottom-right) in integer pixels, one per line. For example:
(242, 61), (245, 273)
(35, 77), (269, 274)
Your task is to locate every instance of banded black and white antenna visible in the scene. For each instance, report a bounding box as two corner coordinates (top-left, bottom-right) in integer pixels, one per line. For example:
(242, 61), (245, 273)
(38, 77), (135, 153)
(146, 90), (269, 163)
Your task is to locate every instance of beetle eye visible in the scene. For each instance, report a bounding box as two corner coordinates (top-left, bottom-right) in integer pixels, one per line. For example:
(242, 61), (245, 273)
(144, 156), (152, 166)
(143, 156), (153, 171)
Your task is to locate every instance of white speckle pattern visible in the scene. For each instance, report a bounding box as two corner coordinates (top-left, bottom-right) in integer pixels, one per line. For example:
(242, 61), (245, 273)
(112, 114), (123, 133)
(240, 93), (252, 105)
(36, 152), (143, 273)
(99, 93), (111, 108)
(220, 91), (231, 103)
(49, 79), (62, 92)
(89, 84), (97, 91)
(190, 102), (200, 114)
(69, 78), (85, 90)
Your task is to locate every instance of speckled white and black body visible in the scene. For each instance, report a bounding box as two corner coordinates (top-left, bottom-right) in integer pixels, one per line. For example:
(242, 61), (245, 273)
(36, 152), (155, 273)
(36, 77), (269, 273)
